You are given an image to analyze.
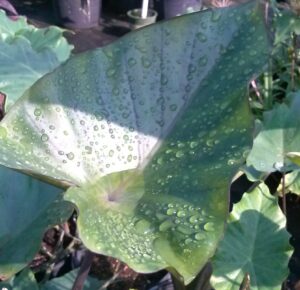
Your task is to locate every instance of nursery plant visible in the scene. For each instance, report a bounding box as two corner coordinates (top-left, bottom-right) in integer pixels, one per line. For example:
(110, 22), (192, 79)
(0, 0), (299, 289)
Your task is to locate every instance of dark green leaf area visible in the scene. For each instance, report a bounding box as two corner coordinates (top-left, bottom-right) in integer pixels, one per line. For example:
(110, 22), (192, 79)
(0, 167), (73, 279)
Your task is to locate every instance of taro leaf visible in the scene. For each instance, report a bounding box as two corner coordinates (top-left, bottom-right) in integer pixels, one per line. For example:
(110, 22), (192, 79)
(0, 2), (270, 284)
(0, 166), (73, 279)
(0, 9), (73, 110)
(0, 268), (39, 290)
(42, 269), (104, 290)
(210, 184), (292, 290)
(247, 94), (300, 173)
(0, 9), (72, 61)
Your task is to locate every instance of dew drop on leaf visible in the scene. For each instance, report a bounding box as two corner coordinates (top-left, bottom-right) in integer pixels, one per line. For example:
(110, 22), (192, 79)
(159, 219), (174, 232)
(204, 222), (214, 232)
(66, 152), (75, 160)
(41, 134), (49, 142)
(34, 108), (41, 116)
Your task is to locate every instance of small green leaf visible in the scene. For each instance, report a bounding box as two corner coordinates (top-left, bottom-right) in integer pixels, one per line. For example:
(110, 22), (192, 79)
(211, 184), (292, 290)
(0, 10), (73, 110)
(247, 94), (300, 173)
(0, 167), (74, 279)
(42, 269), (104, 290)
(285, 170), (300, 195)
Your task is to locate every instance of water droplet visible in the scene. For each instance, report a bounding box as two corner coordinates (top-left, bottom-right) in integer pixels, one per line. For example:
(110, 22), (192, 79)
(85, 146), (92, 154)
(34, 108), (41, 116)
(204, 222), (214, 232)
(106, 67), (116, 78)
(185, 238), (193, 245)
(0, 126), (7, 138)
(176, 151), (184, 158)
(134, 219), (153, 234)
(159, 219), (174, 232)
(67, 152), (75, 160)
(189, 215), (198, 224)
(196, 32), (207, 42)
(128, 57), (137, 67)
(167, 103), (177, 112)
(195, 233), (205, 240)
(177, 225), (194, 235)
(198, 56), (208, 67)
(211, 10), (221, 22)
(109, 150), (114, 157)
(190, 141), (198, 149)
(41, 134), (49, 142)
(161, 74), (168, 85)
(141, 56), (152, 68)
(177, 210), (186, 218)
(166, 208), (176, 216)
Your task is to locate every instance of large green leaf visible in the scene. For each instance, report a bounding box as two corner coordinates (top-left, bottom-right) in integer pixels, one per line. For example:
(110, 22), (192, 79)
(0, 166), (73, 279)
(211, 184), (292, 290)
(0, 9), (73, 110)
(247, 94), (300, 173)
(0, 2), (270, 283)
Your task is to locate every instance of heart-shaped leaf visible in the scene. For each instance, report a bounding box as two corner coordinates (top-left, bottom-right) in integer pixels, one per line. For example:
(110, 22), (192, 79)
(0, 166), (73, 279)
(211, 184), (292, 290)
(0, 2), (271, 283)
(0, 9), (73, 110)
(247, 94), (300, 173)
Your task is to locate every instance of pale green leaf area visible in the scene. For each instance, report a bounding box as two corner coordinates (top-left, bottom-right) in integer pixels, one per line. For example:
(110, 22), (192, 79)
(0, 2), (270, 284)
(247, 93), (300, 173)
(0, 268), (38, 290)
(42, 269), (104, 290)
(285, 170), (300, 195)
(0, 9), (72, 61)
(0, 9), (73, 110)
(211, 184), (292, 290)
(0, 166), (74, 279)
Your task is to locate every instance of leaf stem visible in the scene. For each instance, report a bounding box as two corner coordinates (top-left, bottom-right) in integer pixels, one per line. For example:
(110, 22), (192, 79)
(282, 172), (287, 216)
(71, 250), (94, 290)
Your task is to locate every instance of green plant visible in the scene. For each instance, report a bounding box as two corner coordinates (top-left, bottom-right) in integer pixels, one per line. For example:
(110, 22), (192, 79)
(0, 1), (298, 289)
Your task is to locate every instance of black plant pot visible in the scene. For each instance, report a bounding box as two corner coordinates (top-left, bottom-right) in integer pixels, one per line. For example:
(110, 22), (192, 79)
(53, 0), (102, 29)
(153, 0), (201, 20)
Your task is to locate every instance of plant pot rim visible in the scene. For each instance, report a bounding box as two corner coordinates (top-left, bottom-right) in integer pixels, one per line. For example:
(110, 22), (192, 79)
(127, 8), (158, 20)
